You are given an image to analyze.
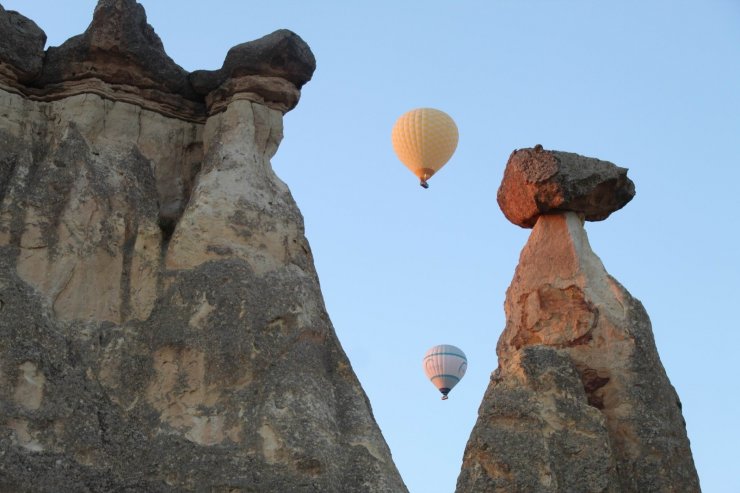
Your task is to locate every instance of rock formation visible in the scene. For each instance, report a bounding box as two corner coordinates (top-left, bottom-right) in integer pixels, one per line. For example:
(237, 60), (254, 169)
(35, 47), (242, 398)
(0, 2), (407, 492)
(497, 145), (635, 229)
(456, 147), (700, 492)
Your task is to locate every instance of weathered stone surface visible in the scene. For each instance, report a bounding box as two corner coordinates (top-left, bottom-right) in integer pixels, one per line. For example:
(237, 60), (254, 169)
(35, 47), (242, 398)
(33, 0), (197, 100)
(497, 145), (636, 228)
(458, 346), (618, 492)
(0, 1), (314, 119)
(0, 5), (46, 83)
(0, 3), (405, 492)
(0, 89), (198, 323)
(456, 213), (700, 492)
(204, 74), (301, 115)
(190, 29), (316, 95)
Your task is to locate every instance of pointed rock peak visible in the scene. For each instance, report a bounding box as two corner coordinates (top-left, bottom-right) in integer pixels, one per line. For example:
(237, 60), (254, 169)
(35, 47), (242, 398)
(0, 5), (46, 82)
(190, 29), (316, 95)
(88, 0), (164, 53)
(497, 146), (636, 228)
(33, 0), (196, 100)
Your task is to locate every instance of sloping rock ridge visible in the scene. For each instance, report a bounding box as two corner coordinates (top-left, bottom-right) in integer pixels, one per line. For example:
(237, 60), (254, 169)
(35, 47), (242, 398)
(0, 1), (407, 492)
(457, 152), (699, 492)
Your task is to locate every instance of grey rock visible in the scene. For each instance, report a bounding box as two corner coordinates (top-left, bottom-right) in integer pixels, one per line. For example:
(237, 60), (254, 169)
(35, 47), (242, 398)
(190, 29), (316, 95)
(32, 0), (198, 100)
(0, 4), (404, 492)
(457, 346), (618, 493)
(456, 212), (700, 492)
(497, 145), (636, 228)
(0, 5), (46, 82)
(3, 1), (315, 118)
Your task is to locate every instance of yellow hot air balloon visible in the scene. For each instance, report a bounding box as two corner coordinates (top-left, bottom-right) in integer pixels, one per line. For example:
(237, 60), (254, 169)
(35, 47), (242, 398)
(391, 108), (459, 188)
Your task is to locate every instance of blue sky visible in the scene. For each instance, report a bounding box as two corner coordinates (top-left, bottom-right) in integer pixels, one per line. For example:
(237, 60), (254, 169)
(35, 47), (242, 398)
(4, 1), (739, 491)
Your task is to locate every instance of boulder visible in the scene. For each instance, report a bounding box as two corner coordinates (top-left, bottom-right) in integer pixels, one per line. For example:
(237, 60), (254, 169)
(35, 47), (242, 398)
(497, 145), (635, 228)
(190, 29), (315, 94)
(190, 29), (315, 113)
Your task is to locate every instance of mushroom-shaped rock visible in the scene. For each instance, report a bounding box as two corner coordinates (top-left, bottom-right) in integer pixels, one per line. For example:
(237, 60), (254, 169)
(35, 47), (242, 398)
(497, 145), (635, 228)
(190, 29), (316, 94)
(0, 5), (46, 83)
(189, 29), (315, 113)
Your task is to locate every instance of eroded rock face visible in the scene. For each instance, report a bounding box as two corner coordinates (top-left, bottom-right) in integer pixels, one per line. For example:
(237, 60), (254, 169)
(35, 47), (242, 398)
(34, 0), (196, 99)
(0, 5), (46, 83)
(0, 2), (406, 492)
(497, 146), (635, 228)
(456, 213), (700, 492)
(190, 29), (316, 94)
(0, 0), (311, 119)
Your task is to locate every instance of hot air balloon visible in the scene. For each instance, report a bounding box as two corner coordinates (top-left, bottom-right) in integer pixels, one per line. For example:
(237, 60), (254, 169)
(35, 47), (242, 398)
(391, 108), (459, 188)
(423, 344), (467, 400)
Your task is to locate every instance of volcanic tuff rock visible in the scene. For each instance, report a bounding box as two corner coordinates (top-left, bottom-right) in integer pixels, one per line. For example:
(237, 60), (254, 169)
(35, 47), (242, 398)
(0, 5), (45, 83)
(497, 145), (636, 228)
(0, 1), (406, 492)
(457, 151), (699, 491)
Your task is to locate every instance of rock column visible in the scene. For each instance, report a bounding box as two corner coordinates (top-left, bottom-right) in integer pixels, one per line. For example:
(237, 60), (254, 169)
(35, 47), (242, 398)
(456, 147), (699, 492)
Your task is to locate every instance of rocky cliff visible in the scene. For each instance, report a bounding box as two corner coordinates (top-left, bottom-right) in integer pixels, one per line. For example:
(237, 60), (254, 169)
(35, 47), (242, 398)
(0, 2), (407, 491)
(456, 147), (700, 492)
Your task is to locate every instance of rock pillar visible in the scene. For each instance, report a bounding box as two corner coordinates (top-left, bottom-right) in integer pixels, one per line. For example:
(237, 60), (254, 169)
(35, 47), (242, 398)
(456, 147), (699, 492)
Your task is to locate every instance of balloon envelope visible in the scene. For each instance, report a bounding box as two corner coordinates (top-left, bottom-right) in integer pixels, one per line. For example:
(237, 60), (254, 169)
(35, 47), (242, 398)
(423, 344), (467, 399)
(391, 108), (458, 187)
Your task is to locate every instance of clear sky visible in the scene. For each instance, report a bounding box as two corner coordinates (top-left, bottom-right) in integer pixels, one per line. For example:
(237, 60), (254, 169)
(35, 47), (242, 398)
(4, 1), (739, 492)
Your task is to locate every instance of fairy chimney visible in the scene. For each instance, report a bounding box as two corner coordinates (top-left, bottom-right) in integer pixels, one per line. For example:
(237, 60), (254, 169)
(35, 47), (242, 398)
(456, 146), (699, 492)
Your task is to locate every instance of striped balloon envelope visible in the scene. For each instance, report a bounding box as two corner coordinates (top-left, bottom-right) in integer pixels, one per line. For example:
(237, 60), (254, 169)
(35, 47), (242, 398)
(423, 344), (467, 400)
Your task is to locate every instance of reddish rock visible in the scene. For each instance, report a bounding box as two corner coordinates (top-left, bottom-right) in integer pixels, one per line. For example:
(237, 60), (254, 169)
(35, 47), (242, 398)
(497, 145), (635, 228)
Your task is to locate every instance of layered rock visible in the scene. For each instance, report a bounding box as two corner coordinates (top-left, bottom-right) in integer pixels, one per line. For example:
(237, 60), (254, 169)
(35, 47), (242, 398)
(0, 2), (405, 492)
(0, 0), (312, 120)
(457, 153), (699, 492)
